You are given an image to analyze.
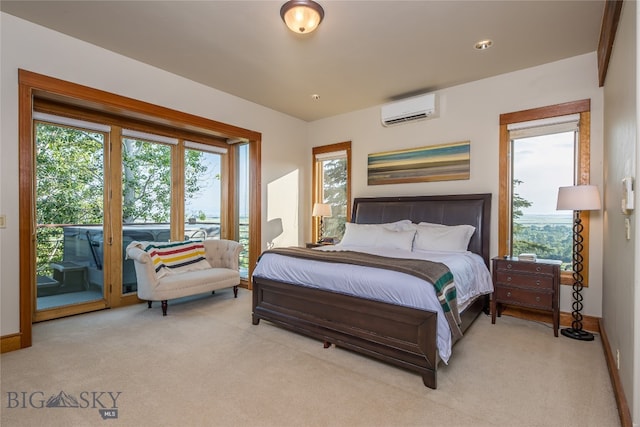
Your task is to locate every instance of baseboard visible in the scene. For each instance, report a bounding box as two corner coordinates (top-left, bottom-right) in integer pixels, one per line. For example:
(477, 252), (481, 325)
(499, 306), (600, 333)
(599, 319), (633, 427)
(559, 311), (600, 333)
(1, 333), (23, 353)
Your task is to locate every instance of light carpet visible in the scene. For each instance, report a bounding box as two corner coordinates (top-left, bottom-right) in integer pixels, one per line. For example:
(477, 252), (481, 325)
(1, 289), (620, 427)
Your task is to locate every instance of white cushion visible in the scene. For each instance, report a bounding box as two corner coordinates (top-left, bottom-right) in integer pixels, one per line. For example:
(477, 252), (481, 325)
(413, 222), (476, 252)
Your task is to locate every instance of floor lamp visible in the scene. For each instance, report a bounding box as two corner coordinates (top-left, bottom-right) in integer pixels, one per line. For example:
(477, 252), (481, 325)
(312, 203), (332, 243)
(556, 185), (601, 341)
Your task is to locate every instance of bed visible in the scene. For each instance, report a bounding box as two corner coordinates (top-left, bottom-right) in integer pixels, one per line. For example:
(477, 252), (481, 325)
(251, 193), (492, 389)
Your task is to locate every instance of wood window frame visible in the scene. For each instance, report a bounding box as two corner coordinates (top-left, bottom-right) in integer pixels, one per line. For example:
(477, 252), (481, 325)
(17, 69), (261, 349)
(312, 141), (352, 242)
(499, 99), (591, 287)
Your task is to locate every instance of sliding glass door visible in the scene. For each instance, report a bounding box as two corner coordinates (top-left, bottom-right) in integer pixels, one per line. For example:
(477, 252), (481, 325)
(34, 120), (109, 320)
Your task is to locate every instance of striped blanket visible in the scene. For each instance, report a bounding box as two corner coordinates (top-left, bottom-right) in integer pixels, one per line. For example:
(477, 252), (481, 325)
(261, 247), (463, 340)
(142, 241), (212, 279)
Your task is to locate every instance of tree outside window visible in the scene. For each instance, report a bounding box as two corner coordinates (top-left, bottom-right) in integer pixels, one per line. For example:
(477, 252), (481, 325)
(312, 142), (351, 243)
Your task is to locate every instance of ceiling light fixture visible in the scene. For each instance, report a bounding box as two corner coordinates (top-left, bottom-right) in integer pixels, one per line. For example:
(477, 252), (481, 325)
(474, 39), (493, 50)
(280, 0), (324, 34)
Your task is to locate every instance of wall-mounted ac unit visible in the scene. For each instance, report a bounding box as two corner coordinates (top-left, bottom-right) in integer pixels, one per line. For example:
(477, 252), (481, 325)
(381, 93), (437, 127)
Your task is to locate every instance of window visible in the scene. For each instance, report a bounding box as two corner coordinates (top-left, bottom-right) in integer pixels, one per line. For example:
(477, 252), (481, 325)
(236, 143), (250, 279)
(183, 141), (225, 241)
(312, 141), (351, 242)
(499, 100), (592, 286)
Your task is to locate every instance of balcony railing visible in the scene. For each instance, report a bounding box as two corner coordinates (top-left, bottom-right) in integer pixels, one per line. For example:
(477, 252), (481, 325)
(36, 221), (250, 299)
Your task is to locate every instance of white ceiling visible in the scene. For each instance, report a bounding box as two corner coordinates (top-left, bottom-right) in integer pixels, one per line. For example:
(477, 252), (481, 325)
(1, 1), (605, 122)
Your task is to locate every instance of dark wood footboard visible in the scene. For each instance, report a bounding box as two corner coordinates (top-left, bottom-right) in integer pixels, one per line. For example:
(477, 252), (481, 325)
(252, 276), (488, 389)
(253, 276), (442, 388)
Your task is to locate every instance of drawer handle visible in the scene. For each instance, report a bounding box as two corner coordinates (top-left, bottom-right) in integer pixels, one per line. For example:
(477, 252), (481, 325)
(535, 280), (541, 286)
(507, 276), (512, 282)
(506, 292), (512, 298)
(536, 266), (541, 272)
(507, 263), (512, 269)
(535, 296), (541, 302)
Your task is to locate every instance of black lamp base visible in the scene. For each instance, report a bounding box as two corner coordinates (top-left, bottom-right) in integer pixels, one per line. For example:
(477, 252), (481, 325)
(561, 327), (594, 341)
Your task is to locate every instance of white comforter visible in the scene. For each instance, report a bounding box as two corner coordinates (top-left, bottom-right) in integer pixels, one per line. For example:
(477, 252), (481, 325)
(252, 244), (493, 363)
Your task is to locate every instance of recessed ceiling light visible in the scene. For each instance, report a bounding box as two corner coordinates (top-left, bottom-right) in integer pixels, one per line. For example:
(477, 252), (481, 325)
(311, 94), (320, 100)
(474, 39), (493, 50)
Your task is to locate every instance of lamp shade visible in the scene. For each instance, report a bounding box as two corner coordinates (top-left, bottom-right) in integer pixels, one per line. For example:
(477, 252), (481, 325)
(312, 203), (332, 217)
(556, 185), (601, 211)
(280, 0), (324, 34)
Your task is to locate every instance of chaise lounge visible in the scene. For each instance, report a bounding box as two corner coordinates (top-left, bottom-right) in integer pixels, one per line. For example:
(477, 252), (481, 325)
(126, 239), (243, 315)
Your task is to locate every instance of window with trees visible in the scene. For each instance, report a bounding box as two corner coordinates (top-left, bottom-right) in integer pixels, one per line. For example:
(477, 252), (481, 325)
(32, 114), (241, 318)
(312, 141), (351, 242)
(499, 100), (592, 286)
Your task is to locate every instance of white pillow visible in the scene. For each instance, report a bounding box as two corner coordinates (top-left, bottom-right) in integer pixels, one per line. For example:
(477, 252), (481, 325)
(339, 223), (380, 246)
(377, 228), (416, 251)
(339, 222), (416, 251)
(381, 219), (415, 232)
(413, 222), (476, 252)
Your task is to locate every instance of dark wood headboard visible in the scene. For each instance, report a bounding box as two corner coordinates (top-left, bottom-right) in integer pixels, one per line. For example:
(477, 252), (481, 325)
(352, 194), (492, 267)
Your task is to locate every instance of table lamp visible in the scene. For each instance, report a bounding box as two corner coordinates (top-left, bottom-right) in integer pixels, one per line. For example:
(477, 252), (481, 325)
(312, 203), (332, 243)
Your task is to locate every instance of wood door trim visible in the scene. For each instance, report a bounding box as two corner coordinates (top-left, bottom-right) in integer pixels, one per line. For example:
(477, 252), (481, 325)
(15, 69), (262, 349)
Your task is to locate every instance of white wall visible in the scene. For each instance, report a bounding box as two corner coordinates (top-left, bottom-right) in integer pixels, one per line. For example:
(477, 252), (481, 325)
(602, 1), (639, 423)
(308, 53), (605, 318)
(0, 13), (308, 335)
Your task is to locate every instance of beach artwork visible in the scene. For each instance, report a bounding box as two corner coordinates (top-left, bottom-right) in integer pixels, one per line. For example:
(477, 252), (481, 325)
(367, 140), (470, 185)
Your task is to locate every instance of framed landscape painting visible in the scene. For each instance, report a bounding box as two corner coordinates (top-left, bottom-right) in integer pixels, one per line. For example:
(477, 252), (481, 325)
(367, 140), (470, 185)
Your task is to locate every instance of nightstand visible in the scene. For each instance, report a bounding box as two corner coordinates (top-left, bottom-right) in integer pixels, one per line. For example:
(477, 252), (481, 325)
(491, 257), (561, 336)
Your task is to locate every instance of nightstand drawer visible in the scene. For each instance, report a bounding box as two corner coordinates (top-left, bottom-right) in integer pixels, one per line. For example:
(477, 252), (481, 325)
(496, 260), (555, 275)
(494, 287), (552, 310)
(495, 271), (554, 290)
